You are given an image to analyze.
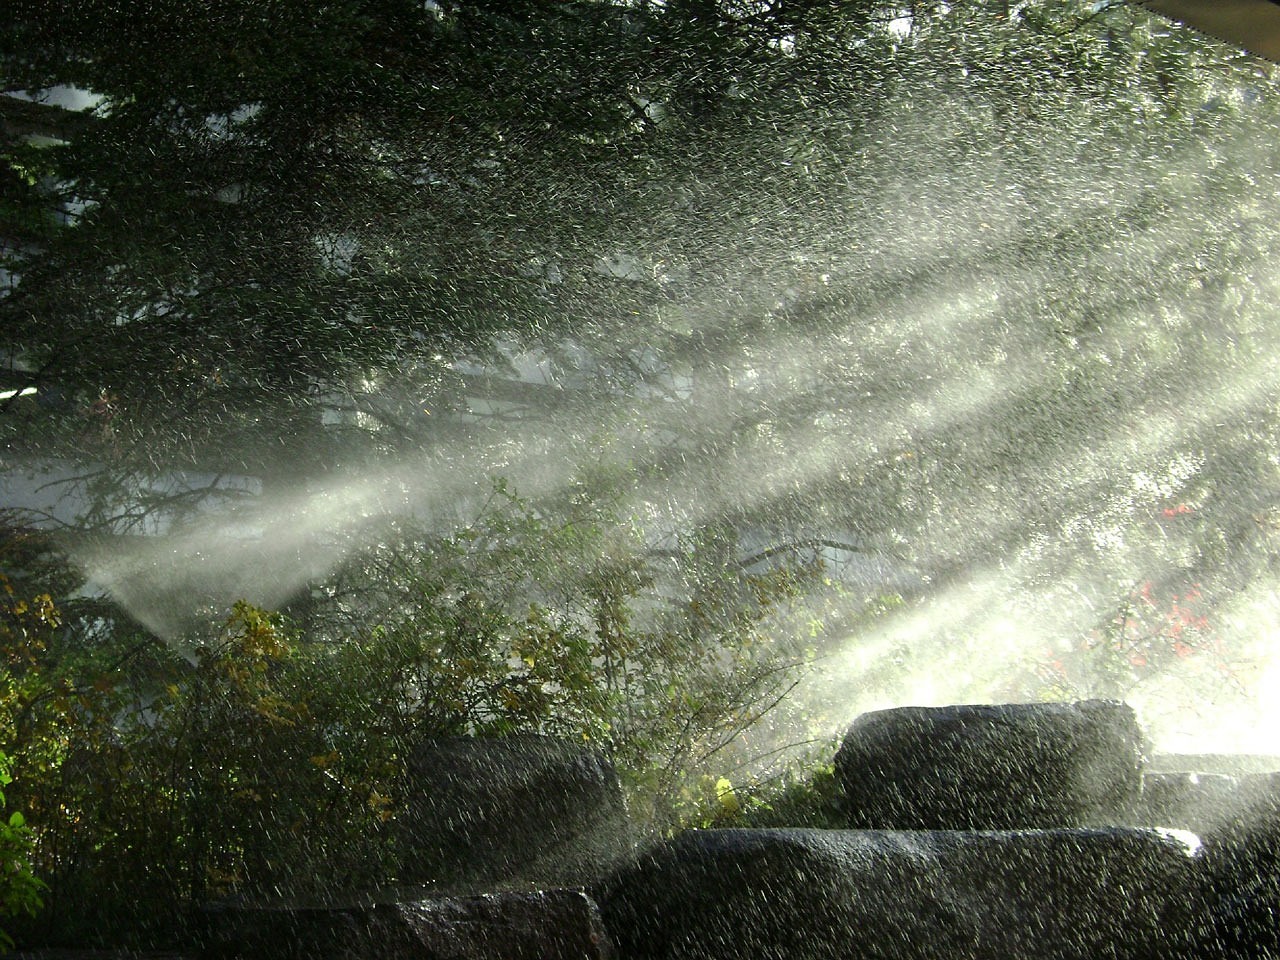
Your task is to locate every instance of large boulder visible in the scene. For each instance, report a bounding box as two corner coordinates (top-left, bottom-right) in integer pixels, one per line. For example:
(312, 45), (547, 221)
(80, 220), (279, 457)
(199, 889), (613, 960)
(595, 826), (1201, 960)
(396, 734), (631, 889)
(833, 700), (1145, 829)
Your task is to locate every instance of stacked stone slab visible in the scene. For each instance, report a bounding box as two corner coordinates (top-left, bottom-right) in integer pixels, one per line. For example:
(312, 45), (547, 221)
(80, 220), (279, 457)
(193, 735), (629, 960)
(1135, 769), (1280, 959)
(396, 734), (633, 890)
(596, 700), (1207, 960)
(831, 699), (1146, 829)
(1139, 771), (1247, 836)
(200, 889), (613, 960)
(165, 706), (1276, 960)
(595, 825), (1201, 960)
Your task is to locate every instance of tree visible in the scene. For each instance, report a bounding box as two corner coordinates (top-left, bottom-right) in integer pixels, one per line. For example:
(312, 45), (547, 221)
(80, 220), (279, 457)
(0, 2), (886, 488)
(3, 0), (1279, 738)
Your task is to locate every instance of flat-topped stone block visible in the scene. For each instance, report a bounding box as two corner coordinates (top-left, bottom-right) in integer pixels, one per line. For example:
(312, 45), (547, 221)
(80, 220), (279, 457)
(199, 889), (613, 960)
(833, 700), (1145, 829)
(595, 826), (1201, 960)
(1139, 772), (1249, 835)
(396, 734), (632, 889)
(1185, 772), (1280, 960)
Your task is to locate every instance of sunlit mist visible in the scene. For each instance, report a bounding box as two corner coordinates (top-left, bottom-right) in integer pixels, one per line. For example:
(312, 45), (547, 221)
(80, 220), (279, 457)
(54, 10), (1280, 767)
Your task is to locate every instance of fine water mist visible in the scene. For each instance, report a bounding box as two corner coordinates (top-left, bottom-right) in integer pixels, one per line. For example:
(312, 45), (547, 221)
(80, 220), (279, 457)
(67, 14), (1280, 766)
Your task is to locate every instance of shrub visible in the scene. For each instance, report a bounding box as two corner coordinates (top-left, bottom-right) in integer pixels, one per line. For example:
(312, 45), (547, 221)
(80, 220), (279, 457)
(699, 743), (848, 830)
(0, 481), (825, 945)
(313, 479), (821, 831)
(0, 750), (44, 951)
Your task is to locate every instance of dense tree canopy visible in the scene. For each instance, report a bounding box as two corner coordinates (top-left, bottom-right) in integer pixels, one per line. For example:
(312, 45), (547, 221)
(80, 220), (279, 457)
(3, 0), (1280, 739)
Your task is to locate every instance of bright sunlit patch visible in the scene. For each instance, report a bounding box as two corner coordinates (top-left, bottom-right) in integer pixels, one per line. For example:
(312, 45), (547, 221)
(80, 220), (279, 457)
(1125, 586), (1280, 755)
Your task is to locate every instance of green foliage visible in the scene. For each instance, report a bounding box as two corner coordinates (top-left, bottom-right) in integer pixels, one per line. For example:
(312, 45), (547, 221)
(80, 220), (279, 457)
(317, 478), (821, 830)
(688, 742), (847, 830)
(0, 478), (828, 946)
(0, 750), (45, 952)
(149, 602), (395, 904)
(0, 593), (405, 944)
(0, 522), (193, 944)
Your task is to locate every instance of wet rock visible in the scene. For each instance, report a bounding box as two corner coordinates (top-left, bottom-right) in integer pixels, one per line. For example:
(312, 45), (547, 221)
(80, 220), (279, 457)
(833, 700), (1145, 829)
(1188, 772), (1280, 960)
(396, 734), (631, 889)
(595, 826), (1201, 960)
(199, 889), (613, 960)
(1137, 772), (1246, 835)
(1149, 754), (1280, 776)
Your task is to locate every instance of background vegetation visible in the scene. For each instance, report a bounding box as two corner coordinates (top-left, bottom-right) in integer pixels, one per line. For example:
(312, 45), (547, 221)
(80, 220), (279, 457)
(0, 488), (825, 946)
(3, 0), (1279, 948)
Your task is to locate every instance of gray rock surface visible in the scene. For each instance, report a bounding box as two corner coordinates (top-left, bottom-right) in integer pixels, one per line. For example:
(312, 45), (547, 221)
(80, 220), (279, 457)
(833, 700), (1145, 829)
(1190, 772), (1280, 960)
(396, 734), (631, 888)
(595, 826), (1201, 960)
(1138, 772), (1248, 835)
(199, 889), (613, 960)
(1126, 766), (1280, 958)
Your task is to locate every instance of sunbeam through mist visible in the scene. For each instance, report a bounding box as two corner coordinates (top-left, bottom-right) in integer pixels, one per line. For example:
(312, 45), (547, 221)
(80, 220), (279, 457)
(7, 1), (1280, 790)
(77, 77), (1280, 763)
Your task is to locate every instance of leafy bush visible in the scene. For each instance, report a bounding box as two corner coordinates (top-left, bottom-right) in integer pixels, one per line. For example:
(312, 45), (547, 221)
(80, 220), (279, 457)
(0, 482), (825, 946)
(1007, 575), (1252, 714)
(0, 529), (189, 945)
(697, 743), (848, 830)
(313, 479), (822, 830)
(0, 750), (45, 951)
